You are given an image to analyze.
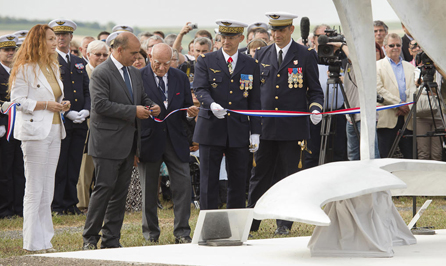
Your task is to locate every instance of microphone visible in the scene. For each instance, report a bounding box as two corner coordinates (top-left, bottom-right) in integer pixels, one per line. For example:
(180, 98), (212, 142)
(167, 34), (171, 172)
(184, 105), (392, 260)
(318, 35), (329, 46)
(300, 17), (310, 47)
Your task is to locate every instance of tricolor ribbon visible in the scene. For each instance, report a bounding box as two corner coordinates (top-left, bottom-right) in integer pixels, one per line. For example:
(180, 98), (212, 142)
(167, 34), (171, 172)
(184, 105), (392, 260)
(1, 103), (18, 141)
(150, 102), (413, 122)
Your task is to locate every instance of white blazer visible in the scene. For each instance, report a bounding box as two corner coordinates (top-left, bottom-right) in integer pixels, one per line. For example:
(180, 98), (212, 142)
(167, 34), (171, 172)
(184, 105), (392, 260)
(11, 63), (66, 140)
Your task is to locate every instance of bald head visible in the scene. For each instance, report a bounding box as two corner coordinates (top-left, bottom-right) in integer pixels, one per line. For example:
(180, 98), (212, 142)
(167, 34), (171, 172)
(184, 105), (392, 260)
(150, 43), (173, 77)
(112, 32), (141, 66)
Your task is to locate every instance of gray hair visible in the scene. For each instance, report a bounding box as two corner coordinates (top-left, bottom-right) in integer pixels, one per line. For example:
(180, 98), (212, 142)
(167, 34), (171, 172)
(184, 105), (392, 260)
(164, 34), (177, 46)
(383, 33), (401, 46)
(373, 20), (388, 32)
(138, 31), (153, 39)
(87, 40), (108, 53)
(194, 37), (212, 51)
(81, 36), (95, 47)
(142, 35), (165, 50)
(312, 24), (331, 36)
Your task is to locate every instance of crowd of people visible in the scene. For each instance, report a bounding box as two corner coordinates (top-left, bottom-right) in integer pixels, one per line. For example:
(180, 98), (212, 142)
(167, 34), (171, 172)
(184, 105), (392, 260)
(0, 12), (445, 253)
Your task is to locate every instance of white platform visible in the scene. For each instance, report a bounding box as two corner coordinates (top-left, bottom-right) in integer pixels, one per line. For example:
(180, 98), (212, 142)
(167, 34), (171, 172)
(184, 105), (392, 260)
(37, 229), (446, 266)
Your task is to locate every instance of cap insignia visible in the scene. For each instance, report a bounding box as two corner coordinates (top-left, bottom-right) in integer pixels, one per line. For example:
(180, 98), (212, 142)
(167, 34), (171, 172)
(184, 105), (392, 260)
(222, 21), (232, 26)
(56, 21), (65, 25)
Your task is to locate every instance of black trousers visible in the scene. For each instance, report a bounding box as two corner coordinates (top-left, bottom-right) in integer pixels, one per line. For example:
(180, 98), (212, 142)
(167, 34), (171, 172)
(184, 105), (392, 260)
(199, 144), (249, 210)
(248, 140), (303, 231)
(377, 116), (413, 159)
(52, 127), (87, 212)
(0, 136), (25, 217)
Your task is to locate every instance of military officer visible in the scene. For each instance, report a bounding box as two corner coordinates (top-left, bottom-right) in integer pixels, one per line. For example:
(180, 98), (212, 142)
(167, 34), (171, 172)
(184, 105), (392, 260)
(193, 19), (261, 210)
(13, 30), (28, 47)
(112, 25), (134, 33)
(247, 12), (324, 235)
(0, 35), (26, 219)
(49, 19), (90, 215)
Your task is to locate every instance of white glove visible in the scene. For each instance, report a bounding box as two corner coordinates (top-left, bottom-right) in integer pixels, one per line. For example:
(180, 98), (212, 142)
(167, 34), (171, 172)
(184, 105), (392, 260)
(0, 125), (6, 138)
(249, 134), (260, 153)
(310, 110), (322, 125)
(65, 110), (80, 121)
(210, 102), (227, 119)
(73, 117), (86, 124)
(78, 109), (90, 119)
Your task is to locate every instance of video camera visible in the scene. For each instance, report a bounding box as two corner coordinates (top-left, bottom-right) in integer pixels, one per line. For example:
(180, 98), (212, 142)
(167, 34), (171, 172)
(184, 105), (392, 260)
(415, 51), (436, 83)
(317, 28), (346, 66)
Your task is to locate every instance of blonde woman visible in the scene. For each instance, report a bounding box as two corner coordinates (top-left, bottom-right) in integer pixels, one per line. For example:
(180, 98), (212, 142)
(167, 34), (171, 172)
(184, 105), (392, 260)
(9, 24), (70, 252)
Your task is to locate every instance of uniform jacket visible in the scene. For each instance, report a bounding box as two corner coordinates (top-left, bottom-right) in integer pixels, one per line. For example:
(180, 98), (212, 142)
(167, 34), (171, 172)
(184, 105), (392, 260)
(376, 58), (415, 130)
(88, 57), (154, 159)
(0, 64), (9, 127)
(11, 63), (66, 140)
(193, 49), (261, 148)
(255, 40), (324, 141)
(58, 54), (90, 130)
(139, 65), (193, 163)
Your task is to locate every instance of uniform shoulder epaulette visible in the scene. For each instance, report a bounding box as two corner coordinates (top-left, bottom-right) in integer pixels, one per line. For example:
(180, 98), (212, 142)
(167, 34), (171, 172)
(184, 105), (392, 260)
(308, 47), (314, 51)
(200, 54), (205, 58)
(255, 59), (258, 63)
(256, 47), (261, 50)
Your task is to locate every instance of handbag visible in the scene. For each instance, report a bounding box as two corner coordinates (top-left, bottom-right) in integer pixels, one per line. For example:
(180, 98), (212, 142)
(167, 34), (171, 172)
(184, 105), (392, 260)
(416, 93), (438, 118)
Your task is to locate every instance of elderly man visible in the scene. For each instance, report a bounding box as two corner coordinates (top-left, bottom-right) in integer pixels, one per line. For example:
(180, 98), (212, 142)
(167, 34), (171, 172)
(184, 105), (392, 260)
(76, 40), (109, 212)
(374, 20), (388, 51)
(376, 33), (416, 159)
(49, 19), (91, 216)
(138, 43), (198, 244)
(0, 35), (25, 219)
(78, 36), (95, 65)
(82, 32), (160, 250)
(143, 35), (164, 56)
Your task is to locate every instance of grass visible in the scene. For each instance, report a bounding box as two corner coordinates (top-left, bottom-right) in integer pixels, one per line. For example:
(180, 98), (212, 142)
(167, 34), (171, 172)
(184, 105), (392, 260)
(1, 196), (445, 258)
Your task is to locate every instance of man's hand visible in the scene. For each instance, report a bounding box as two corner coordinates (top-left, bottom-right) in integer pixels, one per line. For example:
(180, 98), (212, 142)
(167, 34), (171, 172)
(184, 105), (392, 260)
(179, 22), (194, 36)
(210, 102), (226, 119)
(0, 125), (6, 138)
(65, 110), (79, 121)
(134, 155), (140, 167)
(187, 105), (199, 117)
(148, 104), (161, 117)
(310, 110), (322, 125)
(136, 105), (151, 119)
(249, 134), (260, 153)
(398, 104), (410, 116)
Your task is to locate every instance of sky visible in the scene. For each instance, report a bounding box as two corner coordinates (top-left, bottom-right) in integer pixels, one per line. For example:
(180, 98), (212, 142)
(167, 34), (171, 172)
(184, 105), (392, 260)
(1, 0), (401, 28)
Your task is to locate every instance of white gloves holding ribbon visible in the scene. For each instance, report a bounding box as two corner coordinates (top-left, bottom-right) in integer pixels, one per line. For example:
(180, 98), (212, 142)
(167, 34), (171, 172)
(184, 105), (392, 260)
(210, 102), (227, 119)
(66, 109), (90, 123)
(310, 110), (322, 125)
(0, 125), (6, 138)
(249, 134), (260, 153)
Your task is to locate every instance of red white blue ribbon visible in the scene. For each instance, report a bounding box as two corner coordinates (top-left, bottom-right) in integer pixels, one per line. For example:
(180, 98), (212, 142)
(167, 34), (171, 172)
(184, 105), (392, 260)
(151, 102), (413, 122)
(1, 103), (18, 141)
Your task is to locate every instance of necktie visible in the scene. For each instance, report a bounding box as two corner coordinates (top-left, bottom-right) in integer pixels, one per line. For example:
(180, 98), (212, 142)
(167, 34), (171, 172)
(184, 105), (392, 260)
(66, 54), (71, 66)
(228, 57), (233, 74)
(278, 50), (283, 67)
(122, 67), (133, 102)
(157, 76), (167, 101)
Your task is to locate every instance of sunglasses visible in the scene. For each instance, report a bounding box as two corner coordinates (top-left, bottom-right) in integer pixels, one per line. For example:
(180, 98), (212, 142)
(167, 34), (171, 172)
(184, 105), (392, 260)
(71, 49), (79, 54)
(388, 44), (401, 48)
(93, 53), (108, 57)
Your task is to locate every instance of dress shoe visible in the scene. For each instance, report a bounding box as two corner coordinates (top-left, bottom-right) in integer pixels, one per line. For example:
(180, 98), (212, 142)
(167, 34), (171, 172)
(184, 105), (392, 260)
(175, 235), (192, 244)
(148, 237), (159, 243)
(82, 243), (97, 250)
(274, 225), (290, 236)
(52, 210), (66, 216)
(66, 205), (83, 215)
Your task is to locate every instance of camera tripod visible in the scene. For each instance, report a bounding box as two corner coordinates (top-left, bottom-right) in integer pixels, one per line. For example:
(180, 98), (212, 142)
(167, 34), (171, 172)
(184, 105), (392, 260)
(319, 64), (359, 165)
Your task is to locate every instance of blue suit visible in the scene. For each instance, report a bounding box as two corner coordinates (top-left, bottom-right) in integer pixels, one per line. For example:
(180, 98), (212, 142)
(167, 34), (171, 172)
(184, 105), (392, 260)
(138, 65), (192, 240)
(193, 49), (261, 210)
(53, 54), (91, 214)
(248, 40), (324, 231)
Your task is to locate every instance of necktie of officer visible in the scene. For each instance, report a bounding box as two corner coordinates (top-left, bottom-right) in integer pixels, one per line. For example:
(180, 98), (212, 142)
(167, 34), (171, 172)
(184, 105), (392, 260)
(278, 50), (283, 67)
(121, 66), (133, 102)
(66, 54), (70, 66)
(157, 76), (167, 101)
(227, 57), (233, 74)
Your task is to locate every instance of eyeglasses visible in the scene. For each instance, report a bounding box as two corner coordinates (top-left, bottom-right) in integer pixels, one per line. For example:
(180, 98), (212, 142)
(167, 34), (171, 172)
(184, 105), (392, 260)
(93, 53), (108, 57)
(71, 49), (79, 54)
(410, 42), (419, 48)
(387, 44), (401, 48)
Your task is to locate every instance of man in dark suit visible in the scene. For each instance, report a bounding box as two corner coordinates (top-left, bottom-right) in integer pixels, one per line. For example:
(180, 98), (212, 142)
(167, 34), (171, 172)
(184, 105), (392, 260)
(139, 43), (198, 244)
(0, 35), (25, 219)
(48, 19), (91, 215)
(247, 12), (324, 235)
(401, 23), (413, 62)
(82, 32), (160, 249)
(193, 20), (261, 210)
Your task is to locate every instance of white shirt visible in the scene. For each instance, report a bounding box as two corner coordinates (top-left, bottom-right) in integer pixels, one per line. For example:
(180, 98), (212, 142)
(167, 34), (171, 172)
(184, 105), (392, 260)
(87, 63), (94, 70)
(275, 39), (293, 62)
(110, 54), (133, 90)
(221, 49), (239, 71)
(56, 48), (70, 63)
(0, 62), (11, 73)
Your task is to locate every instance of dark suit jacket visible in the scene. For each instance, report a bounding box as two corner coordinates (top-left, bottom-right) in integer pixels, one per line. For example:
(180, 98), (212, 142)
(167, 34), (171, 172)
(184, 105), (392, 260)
(0, 65), (9, 127)
(402, 34), (413, 62)
(193, 49), (261, 147)
(139, 66), (193, 163)
(254, 41), (324, 141)
(58, 54), (91, 130)
(88, 57), (154, 159)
